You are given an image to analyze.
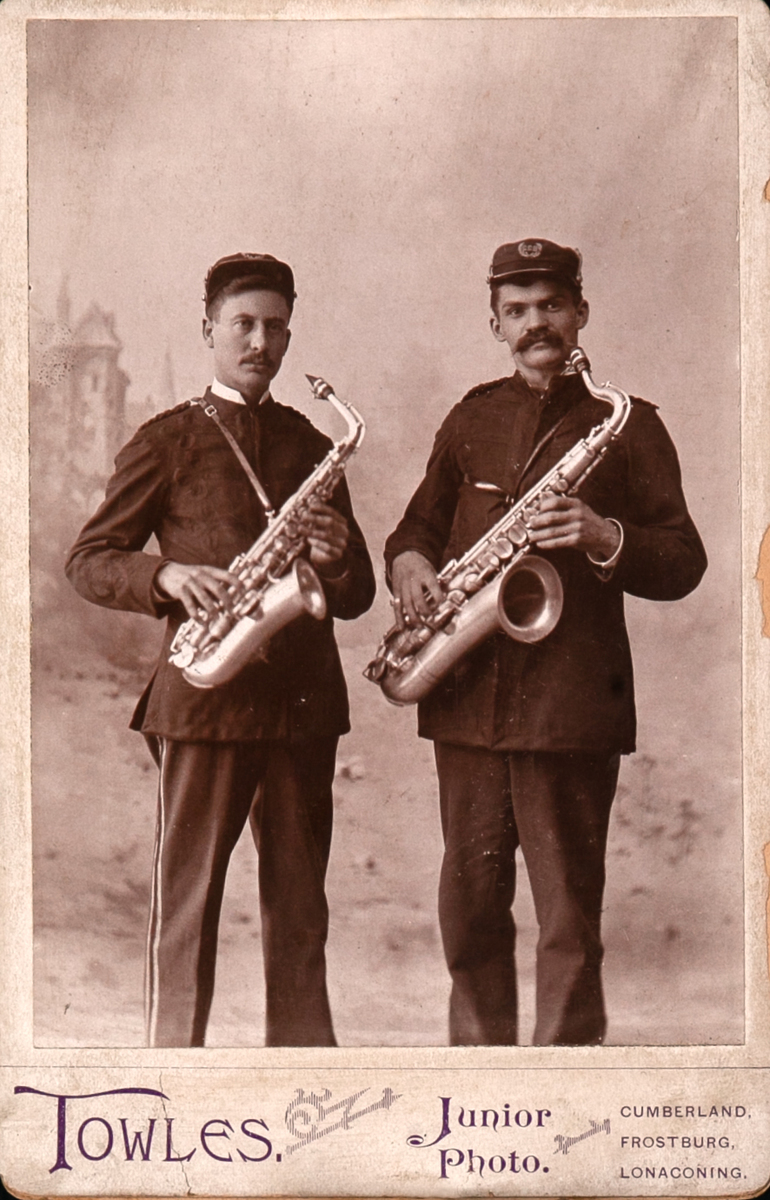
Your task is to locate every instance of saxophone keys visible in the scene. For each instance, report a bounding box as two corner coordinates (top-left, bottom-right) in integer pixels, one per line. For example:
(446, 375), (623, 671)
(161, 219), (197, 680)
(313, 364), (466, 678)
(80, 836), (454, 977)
(445, 589), (466, 608)
(411, 624), (435, 648)
(491, 536), (515, 559)
(239, 590), (261, 616)
(364, 657), (387, 683)
(209, 612), (233, 640)
(431, 607), (456, 632)
(172, 645), (196, 669)
(550, 474), (570, 494)
(507, 523), (529, 547)
(188, 624), (208, 649)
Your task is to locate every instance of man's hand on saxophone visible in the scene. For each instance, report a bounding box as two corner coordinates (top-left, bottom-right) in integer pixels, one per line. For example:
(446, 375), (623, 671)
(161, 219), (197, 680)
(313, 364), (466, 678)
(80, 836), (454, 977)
(155, 562), (242, 620)
(155, 496), (351, 621)
(305, 498), (350, 573)
(391, 550), (443, 629)
(527, 494), (621, 560)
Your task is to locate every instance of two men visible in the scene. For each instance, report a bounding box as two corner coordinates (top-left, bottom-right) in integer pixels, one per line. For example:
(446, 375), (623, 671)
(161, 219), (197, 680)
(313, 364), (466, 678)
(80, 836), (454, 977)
(385, 239), (707, 1045)
(68, 239), (706, 1048)
(66, 253), (376, 1047)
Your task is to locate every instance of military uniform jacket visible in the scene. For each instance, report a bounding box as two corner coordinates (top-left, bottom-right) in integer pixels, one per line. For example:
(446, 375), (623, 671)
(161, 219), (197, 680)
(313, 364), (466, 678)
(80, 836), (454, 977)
(384, 371), (707, 754)
(66, 390), (376, 742)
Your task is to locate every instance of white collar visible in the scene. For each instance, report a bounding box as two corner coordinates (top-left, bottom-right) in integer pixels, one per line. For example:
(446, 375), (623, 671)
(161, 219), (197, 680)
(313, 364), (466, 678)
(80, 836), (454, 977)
(211, 378), (270, 406)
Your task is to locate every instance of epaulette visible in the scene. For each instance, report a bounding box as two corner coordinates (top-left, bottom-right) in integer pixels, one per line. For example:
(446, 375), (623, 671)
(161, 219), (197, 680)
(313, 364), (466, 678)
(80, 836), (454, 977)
(460, 376), (513, 403)
(135, 400), (194, 434)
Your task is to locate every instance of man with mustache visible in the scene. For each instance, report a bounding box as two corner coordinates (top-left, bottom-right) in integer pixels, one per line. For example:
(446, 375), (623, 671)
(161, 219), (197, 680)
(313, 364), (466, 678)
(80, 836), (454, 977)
(66, 253), (375, 1046)
(384, 240), (706, 1045)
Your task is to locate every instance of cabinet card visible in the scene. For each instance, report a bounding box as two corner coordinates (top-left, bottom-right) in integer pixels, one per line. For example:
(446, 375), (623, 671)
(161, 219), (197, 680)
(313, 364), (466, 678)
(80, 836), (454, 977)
(1, 2), (769, 1196)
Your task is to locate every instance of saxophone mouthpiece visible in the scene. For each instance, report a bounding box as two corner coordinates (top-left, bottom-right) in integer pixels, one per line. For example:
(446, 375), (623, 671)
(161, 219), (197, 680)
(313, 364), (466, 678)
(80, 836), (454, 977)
(305, 374), (334, 401)
(568, 347), (590, 375)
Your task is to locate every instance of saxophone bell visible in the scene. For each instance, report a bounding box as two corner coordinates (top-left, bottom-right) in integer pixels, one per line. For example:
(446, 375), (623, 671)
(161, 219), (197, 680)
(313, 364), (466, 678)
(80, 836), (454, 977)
(376, 555), (563, 706)
(181, 558), (326, 689)
(496, 555), (563, 644)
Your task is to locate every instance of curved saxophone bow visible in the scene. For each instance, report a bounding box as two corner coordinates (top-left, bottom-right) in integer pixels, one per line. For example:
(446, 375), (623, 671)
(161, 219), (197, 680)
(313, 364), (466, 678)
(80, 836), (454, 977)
(365, 348), (632, 705)
(169, 376), (365, 688)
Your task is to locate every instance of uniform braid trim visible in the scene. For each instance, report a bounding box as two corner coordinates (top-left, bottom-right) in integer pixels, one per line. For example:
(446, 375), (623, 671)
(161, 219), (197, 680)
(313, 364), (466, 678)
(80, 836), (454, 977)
(460, 376), (514, 403)
(135, 400), (195, 434)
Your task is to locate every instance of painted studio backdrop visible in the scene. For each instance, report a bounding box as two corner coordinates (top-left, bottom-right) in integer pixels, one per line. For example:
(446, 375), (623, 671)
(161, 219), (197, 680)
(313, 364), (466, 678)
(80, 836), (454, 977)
(28, 17), (741, 1047)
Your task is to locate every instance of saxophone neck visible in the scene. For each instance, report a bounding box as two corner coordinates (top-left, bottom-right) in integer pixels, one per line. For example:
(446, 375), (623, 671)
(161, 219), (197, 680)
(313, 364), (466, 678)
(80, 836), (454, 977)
(567, 347), (632, 437)
(260, 379), (365, 525)
(305, 375), (366, 452)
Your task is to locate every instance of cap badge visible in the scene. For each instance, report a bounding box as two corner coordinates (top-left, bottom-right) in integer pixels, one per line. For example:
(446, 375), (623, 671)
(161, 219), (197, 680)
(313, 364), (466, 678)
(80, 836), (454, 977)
(518, 241), (543, 258)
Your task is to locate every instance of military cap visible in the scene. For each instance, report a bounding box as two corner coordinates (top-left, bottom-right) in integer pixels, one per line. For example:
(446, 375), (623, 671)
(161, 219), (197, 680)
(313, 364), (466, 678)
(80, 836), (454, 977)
(204, 252), (296, 307)
(487, 239), (582, 289)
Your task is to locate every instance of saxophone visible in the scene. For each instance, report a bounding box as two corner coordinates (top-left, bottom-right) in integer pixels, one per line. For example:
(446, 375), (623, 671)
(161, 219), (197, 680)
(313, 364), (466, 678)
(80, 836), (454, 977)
(169, 376), (365, 689)
(365, 348), (632, 705)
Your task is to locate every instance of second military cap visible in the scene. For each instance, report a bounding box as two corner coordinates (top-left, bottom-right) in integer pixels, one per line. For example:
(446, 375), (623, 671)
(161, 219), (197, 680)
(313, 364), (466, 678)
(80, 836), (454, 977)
(204, 253), (296, 307)
(487, 239), (582, 289)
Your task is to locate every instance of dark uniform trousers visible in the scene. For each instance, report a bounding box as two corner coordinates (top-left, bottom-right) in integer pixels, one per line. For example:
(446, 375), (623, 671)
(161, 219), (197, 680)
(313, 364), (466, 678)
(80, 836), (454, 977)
(145, 736), (338, 1048)
(435, 743), (620, 1046)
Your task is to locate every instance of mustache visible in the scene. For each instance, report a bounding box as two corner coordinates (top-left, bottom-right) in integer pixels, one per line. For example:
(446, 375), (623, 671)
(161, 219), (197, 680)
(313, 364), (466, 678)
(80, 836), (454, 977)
(239, 354), (276, 368)
(516, 330), (564, 353)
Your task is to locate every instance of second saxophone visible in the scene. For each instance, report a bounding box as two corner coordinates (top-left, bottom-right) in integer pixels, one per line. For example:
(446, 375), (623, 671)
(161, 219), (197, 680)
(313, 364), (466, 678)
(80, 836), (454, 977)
(170, 375), (365, 688)
(365, 348), (631, 705)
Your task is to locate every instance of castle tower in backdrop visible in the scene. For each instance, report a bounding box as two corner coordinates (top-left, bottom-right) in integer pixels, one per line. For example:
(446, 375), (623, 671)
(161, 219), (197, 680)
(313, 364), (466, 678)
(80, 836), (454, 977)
(29, 285), (165, 665)
(31, 280), (131, 486)
(65, 302), (130, 479)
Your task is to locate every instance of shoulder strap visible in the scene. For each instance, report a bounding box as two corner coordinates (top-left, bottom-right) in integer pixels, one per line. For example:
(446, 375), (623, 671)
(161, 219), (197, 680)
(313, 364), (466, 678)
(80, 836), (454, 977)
(514, 409), (575, 501)
(194, 398), (276, 521)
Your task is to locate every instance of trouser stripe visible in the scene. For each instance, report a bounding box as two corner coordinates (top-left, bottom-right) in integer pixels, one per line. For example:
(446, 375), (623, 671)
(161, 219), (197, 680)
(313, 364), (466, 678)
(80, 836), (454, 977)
(145, 737), (167, 1047)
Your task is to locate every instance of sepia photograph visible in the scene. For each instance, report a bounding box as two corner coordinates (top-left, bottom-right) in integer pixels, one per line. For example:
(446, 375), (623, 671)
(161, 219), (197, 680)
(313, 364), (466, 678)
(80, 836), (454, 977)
(2, 3), (770, 1196)
(28, 13), (743, 1052)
